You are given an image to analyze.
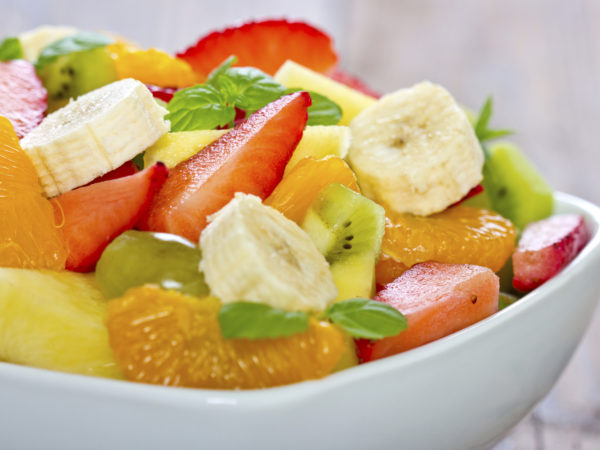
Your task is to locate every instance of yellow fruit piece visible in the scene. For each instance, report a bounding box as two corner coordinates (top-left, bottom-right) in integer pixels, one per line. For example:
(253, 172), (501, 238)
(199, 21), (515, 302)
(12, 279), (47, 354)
(0, 117), (66, 269)
(265, 156), (359, 224)
(284, 125), (351, 174)
(143, 125), (351, 173)
(382, 205), (516, 273)
(106, 286), (347, 389)
(274, 60), (376, 125)
(107, 43), (201, 88)
(0, 268), (123, 379)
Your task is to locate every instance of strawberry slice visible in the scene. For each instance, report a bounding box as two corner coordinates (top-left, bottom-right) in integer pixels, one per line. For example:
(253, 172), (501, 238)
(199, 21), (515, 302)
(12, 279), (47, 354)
(0, 60), (47, 138)
(329, 69), (380, 98)
(512, 214), (590, 291)
(55, 163), (168, 272)
(177, 19), (338, 77)
(146, 84), (179, 103)
(140, 91), (311, 242)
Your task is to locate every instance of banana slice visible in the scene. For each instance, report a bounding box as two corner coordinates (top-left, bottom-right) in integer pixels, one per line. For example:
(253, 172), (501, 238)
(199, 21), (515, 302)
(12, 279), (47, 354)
(200, 193), (337, 313)
(18, 26), (79, 62)
(347, 81), (484, 216)
(21, 79), (169, 197)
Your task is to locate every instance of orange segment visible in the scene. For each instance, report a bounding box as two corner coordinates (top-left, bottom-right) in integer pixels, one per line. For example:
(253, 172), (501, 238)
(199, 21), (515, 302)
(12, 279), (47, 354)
(382, 205), (515, 273)
(265, 156), (359, 224)
(0, 117), (66, 269)
(375, 253), (409, 286)
(106, 286), (346, 389)
(107, 43), (201, 88)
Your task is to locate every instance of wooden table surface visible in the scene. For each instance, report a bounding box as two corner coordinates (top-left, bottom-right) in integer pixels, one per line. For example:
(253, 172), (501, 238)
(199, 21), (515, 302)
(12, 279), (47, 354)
(3, 0), (599, 447)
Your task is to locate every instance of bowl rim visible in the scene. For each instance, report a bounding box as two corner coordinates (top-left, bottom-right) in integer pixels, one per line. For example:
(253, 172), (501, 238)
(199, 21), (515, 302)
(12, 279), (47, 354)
(2, 191), (600, 408)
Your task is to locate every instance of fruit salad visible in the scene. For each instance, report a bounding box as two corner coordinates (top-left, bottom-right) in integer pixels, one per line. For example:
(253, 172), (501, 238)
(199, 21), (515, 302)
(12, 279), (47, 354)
(0, 20), (591, 389)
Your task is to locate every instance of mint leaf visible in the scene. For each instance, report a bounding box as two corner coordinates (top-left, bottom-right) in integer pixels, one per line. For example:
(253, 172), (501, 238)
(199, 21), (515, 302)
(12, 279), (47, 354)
(36, 31), (113, 69)
(0, 37), (23, 61)
(206, 55), (237, 86)
(322, 298), (407, 339)
(286, 88), (342, 125)
(473, 96), (514, 151)
(166, 84), (235, 131)
(218, 302), (309, 339)
(212, 67), (286, 114)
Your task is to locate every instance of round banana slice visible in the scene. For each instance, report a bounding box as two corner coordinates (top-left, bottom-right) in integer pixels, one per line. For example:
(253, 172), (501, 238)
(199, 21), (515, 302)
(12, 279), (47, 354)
(347, 81), (484, 216)
(200, 193), (337, 313)
(21, 78), (169, 197)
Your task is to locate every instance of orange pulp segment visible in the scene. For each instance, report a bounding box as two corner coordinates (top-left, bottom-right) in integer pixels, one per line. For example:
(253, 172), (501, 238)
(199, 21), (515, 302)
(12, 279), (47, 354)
(106, 286), (347, 389)
(265, 156), (359, 224)
(382, 205), (516, 274)
(0, 117), (66, 269)
(107, 43), (201, 88)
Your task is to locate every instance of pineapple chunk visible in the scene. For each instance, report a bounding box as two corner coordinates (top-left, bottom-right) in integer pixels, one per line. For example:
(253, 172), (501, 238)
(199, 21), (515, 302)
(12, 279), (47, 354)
(274, 60), (376, 125)
(0, 268), (122, 379)
(143, 125), (351, 175)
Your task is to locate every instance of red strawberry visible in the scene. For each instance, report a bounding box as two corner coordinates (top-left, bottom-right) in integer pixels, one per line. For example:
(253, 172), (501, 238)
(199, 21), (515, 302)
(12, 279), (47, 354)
(146, 84), (179, 103)
(0, 60), (47, 138)
(140, 91), (311, 242)
(512, 214), (590, 291)
(329, 69), (380, 98)
(55, 163), (168, 272)
(357, 262), (499, 362)
(84, 160), (139, 186)
(177, 19), (338, 77)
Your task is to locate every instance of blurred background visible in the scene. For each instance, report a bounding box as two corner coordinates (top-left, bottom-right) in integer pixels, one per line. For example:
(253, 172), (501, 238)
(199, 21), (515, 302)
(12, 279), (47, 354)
(2, 0), (599, 448)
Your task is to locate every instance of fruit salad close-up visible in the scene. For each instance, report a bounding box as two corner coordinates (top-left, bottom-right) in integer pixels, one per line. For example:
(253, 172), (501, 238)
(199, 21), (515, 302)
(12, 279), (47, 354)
(0, 19), (593, 391)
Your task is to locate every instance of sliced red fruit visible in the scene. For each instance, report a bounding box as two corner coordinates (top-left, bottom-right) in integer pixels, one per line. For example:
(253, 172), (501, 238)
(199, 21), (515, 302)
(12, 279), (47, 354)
(450, 184), (484, 207)
(357, 262), (499, 362)
(329, 69), (380, 98)
(146, 84), (178, 103)
(140, 91), (311, 242)
(0, 60), (47, 138)
(177, 19), (338, 77)
(55, 163), (168, 272)
(512, 214), (590, 292)
(84, 160), (139, 186)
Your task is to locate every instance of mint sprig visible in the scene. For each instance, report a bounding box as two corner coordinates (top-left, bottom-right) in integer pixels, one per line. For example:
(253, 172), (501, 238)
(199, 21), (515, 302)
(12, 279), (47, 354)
(166, 55), (342, 131)
(474, 96), (513, 159)
(0, 37), (23, 62)
(218, 302), (309, 339)
(217, 298), (406, 340)
(36, 31), (113, 69)
(321, 298), (407, 339)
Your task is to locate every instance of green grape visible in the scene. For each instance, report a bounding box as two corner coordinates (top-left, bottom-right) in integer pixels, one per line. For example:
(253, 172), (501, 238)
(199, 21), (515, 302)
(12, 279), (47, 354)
(96, 230), (209, 299)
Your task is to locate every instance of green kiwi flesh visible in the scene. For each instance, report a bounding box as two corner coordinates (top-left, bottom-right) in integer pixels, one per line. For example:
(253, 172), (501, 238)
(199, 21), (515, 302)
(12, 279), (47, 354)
(302, 183), (385, 301)
(37, 47), (118, 112)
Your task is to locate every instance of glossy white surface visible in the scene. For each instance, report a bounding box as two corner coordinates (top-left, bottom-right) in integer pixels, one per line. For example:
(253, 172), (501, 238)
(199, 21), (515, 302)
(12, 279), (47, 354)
(0, 192), (599, 450)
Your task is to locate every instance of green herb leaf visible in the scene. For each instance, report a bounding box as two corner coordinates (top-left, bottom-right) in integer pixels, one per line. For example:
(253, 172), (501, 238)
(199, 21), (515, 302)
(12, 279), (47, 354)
(212, 66), (286, 114)
(0, 37), (23, 61)
(321, 298), (407, 339)
(218, 302), (309, 339)
(473, 96), (514, 151)
(206, 55), (237, 86)
(36, 31), (113, 69)
(285, 88), (342, 125)
(166, 84), (235, 131)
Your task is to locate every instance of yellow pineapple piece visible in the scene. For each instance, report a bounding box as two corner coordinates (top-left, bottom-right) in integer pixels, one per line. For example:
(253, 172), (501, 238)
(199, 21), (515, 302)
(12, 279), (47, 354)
(0, 268), (123, 379)
(274, 60), (376, 125)
(144, 126), (351, 174)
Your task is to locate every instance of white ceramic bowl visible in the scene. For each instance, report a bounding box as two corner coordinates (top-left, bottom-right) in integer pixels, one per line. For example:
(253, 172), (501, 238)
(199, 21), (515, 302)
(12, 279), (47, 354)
(1, 192), (599, 450)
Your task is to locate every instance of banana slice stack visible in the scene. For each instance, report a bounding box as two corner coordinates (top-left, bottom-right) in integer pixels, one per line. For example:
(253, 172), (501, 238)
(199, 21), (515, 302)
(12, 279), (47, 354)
(348, 81), (484, 216)
(21, 78), (169, 197)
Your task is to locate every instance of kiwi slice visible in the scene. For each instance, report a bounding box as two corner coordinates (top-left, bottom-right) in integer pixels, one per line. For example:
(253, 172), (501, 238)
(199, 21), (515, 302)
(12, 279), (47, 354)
(302, 183), (385, 301)
(477, 142), (553, 230)
(37, 47), (118, 112)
